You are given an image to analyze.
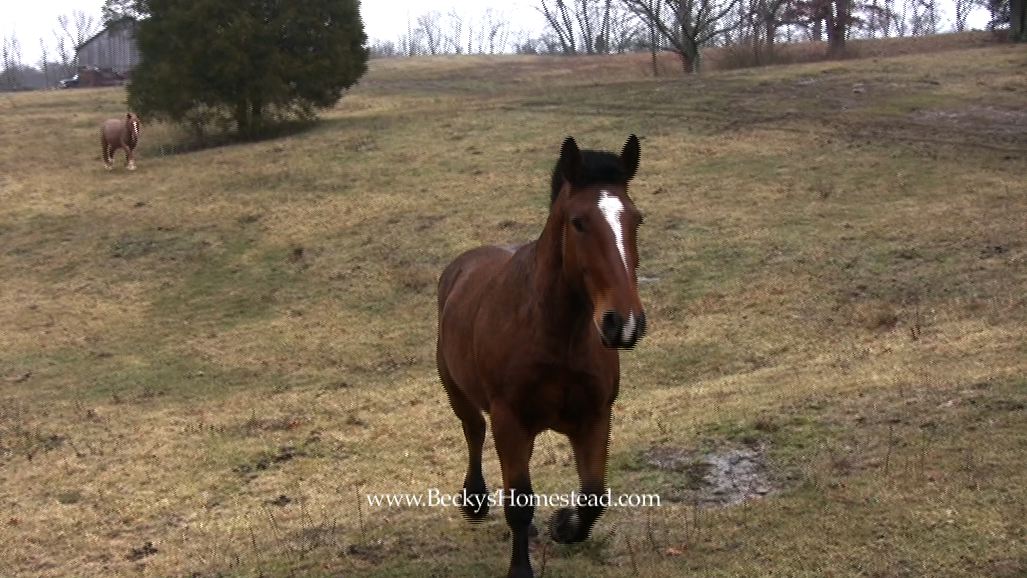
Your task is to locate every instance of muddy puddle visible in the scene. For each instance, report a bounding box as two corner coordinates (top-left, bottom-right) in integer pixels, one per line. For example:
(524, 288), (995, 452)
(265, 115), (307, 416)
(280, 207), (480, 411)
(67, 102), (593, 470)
(642, 444), (775, 507)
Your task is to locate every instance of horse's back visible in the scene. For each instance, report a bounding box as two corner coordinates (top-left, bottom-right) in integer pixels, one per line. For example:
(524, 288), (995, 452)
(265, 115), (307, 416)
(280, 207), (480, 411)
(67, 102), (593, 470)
(437, 245), (518, 404)
(101, 119), (123, 143)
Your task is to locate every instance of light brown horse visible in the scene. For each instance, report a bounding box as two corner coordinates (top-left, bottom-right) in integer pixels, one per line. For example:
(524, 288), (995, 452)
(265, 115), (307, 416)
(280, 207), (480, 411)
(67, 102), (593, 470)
(436, 135), (646, 578)
(101, 112), (140, 170)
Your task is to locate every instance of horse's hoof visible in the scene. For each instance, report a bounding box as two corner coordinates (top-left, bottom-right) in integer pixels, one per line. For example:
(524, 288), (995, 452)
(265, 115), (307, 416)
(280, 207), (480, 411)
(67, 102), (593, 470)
(548, 507), (581, 544)
(104, 165), (113, 171)
(127, 165), (136, 171)
(506, 564), (534, 578)
(459, 500), (489, 522)
(461, 476), (489, 521)
(459, 489), (489, 521)
(527, 523), (538, 538)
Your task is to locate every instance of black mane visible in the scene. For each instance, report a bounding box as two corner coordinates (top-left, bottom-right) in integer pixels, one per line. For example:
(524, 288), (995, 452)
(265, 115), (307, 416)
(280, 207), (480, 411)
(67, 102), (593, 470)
(550, 149), (628, 207)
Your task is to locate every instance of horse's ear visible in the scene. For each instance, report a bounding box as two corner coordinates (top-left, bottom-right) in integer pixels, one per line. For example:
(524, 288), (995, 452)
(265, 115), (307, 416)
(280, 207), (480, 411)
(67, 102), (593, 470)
(620, 134), (640, 182)
(559, 136), (582, 185)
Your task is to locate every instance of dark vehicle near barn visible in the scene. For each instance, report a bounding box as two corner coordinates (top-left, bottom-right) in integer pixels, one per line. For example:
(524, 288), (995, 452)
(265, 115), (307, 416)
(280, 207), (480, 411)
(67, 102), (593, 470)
(58, 67), (127, 89)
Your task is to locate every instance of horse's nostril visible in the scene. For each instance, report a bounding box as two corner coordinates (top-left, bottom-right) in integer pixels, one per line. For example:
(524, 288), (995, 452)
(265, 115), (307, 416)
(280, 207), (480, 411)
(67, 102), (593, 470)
(601, 310), (622, 334)
(600, 310), (624, 345)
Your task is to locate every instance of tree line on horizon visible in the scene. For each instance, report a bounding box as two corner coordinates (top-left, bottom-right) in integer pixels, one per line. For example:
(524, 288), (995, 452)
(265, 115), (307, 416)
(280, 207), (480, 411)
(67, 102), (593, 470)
(366, 0), (1020, 72)
(1, 0), (1019, 91)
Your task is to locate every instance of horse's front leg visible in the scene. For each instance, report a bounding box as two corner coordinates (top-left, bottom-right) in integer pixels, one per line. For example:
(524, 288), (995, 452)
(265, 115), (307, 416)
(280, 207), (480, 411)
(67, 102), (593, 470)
(550, 410), (611, 544)
(126, 145), (136, 171)
(491, 404), (536, 578)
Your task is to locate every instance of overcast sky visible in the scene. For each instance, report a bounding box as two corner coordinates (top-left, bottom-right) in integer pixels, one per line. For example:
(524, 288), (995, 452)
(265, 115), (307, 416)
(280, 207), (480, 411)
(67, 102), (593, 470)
(3, 1), (545, 65)
(3, 0), (990, 67)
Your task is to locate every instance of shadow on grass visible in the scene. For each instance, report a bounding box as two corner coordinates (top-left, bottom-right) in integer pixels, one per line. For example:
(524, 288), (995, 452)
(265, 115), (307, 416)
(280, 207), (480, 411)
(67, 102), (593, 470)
(140, 117), (323, 158)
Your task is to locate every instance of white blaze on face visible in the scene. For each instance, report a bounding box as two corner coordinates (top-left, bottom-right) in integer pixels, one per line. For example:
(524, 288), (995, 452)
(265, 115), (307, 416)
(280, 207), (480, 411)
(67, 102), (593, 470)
(598, 190), (629, 276)
(622, 312), (636, 343)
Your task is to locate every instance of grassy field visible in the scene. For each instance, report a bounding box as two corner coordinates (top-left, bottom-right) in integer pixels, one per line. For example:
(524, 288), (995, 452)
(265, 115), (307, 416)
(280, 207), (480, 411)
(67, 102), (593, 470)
(1, 35), (1026, 577)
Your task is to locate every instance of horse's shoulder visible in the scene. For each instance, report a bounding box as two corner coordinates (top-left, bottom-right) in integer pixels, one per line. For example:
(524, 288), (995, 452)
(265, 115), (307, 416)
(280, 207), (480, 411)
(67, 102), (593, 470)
(440, 245), (508, 307)
(447, 244), (523, 274)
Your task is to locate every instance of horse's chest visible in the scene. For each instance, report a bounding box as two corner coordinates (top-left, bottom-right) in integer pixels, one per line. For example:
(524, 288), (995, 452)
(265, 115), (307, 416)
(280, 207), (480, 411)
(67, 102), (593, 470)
(506, 365), (616, 432)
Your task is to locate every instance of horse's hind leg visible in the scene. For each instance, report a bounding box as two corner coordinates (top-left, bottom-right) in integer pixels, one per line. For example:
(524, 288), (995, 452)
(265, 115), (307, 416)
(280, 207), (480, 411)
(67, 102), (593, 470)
(438, 362), (489, 521)
(102, 140), (113, 170)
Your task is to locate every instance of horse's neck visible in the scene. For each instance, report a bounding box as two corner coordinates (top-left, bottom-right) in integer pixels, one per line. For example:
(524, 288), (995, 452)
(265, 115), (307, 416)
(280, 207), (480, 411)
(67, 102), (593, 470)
(526, 210), (591, 333)
(123, 121), (137, 147)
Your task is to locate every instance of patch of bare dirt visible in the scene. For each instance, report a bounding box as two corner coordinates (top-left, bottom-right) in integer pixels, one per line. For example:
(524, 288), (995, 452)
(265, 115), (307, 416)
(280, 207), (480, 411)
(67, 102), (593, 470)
(126, 541), (158, 561)
(910, 106), (1027, 138)
(643, 444), (776, 507)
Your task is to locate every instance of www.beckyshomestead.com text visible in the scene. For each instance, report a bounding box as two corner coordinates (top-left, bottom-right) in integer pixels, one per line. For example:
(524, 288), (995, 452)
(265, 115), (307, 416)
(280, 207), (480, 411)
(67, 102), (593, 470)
(365, 488), (661, 509)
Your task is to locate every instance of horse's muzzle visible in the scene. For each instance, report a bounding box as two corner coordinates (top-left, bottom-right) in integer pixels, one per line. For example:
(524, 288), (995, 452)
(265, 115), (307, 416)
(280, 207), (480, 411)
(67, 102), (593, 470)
(599, 310), (646, 349)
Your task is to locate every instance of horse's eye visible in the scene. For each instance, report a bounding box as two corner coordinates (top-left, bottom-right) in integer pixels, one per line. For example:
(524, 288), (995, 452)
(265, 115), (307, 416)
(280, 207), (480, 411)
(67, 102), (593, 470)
(571, 217), (585, 232)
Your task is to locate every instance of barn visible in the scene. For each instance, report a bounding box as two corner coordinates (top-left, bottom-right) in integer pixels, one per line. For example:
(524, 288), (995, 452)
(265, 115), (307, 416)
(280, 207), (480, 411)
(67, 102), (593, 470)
(75, 16), (141, 78)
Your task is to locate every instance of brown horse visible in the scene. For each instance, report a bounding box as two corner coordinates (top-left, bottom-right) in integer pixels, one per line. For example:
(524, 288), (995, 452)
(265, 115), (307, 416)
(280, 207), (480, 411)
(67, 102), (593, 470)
(436, 135), (646, 578)
(101, 112), (140, 170)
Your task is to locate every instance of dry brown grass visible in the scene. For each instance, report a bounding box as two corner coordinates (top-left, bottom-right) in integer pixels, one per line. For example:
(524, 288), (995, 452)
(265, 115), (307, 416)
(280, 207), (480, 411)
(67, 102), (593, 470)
(1, 35), (1025, 577)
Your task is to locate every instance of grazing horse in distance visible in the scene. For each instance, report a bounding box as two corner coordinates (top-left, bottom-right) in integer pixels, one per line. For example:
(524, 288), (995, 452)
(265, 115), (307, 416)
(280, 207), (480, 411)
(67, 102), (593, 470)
(436, 135), (646, 578)
(101, 112), (140, 170)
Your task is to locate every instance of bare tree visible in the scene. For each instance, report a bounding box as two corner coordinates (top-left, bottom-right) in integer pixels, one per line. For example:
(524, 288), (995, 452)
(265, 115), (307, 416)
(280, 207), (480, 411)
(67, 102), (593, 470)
(862, 0), (893, 37)
(779, 0), (859, 53)
(445, 10), (464, 54)
(385, 9), (516, 57)
(751, 0), (792, 56)
(643, 0), (666, 75)
(539, 0), (581, 52)
(873, 0), (898, 36)
(908, 0), (939, 34)
(57, 10), (100, 69)
(978, 0), (1008, 31)
(53, 32), (73, 79)
(538, 0), (625, 54)
(39, 38), (51, 88)
(1, 35), (24, 90)
(606, 5), (645, 51)
(827, 0), (853, 53)
(950, 0), (973, 30)
(623, 0), (744, 73)
(480, 9), (513, 54)
(416, 11), (444, 55)
(727, 0), (790, 62)
(369, 39), (400, 58)
(580, 0), (615, 52)
(1012, 0), (1027, 40)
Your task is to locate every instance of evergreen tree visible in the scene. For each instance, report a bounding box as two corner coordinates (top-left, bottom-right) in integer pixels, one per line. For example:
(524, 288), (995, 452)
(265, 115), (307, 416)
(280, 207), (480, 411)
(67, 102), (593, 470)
(101, 0), (148, 24)
(128, 0), (368, 136)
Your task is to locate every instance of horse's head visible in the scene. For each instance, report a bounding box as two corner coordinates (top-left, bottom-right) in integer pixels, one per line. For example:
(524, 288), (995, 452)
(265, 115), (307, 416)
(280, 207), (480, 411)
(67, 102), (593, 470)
(552, 135), (646, 349)
(125, 112), (140, 147)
